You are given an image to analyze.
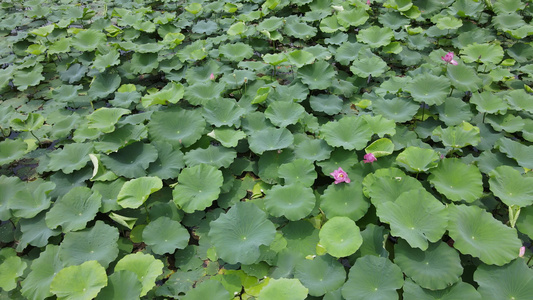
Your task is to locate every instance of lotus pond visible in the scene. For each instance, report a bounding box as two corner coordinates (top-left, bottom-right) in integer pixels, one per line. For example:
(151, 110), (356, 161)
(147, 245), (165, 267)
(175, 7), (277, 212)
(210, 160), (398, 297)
(1, 0), (533, 299)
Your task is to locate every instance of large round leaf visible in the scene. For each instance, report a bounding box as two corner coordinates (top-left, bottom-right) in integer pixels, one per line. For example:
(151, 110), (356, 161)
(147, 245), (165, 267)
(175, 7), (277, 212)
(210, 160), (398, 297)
(320, 182), (369, 221)
(264, 183), (315, 221)
(21, 245), (63, 300)
(0, 139), (28, 166)
(321, 116), (372, 150)
(87, 107), (130, 134)
(505, 89), (533, 114)
(146, 142), (184, 180)
(396, 146), (440, 173)
(183, 279), (230, 300)
(219, 42), (254, 61)
(495, 137), (533, 169)
(100, 142), (158, 178)
(47, 143), (94, 174)
(474, 259), (533, 300)
(447, 204), (522, 266)
(183, 145), (237, 169)
(294, 138), (333, 161)
(365, 174), (424, 207)
(342, 255), (404, 300)
(294, 255), (346, 296)
(50, 260), (107, 300)
(45, 186), (101, 232)
(184, 82), (226, 106)
(172, 164), (223, 213)
(489, 166), (533, 207)
(265, 101), (305, 128)
(59, 221), (119, 268)
(470, 91), (508, 114)
(202, 97), (245, 127)
(309, 94), (343, 115)
(284, 19), (317, 40)
(9, 180), (55, 219)
(297, 60), (337, 90)
(372, 97), (419, 123)
(405, 74), (451, 105)
(319, 216), (362, 258)
(16, 211), (61, 252)
(395, 240), (462, 290)
(403, 279), (481, 300)
(248, 127), (294, 154)
(258, 278), (308, 300)
(117, 177), (163, 209)
(88, 72), (121, 100)
(114, 252), (164, 297)
(95, 270), (142, 300)
(130, 53), (159, 74)
(428, 158), (483, 203)
(148, 107), (206, 149)
(208, 202), (276, 264)
(376, 189), (447, 251)
(350, 55), (388, 77)
(460, 42), (504, 64)
(357, 26), (394, 48)
(143, 217), (189, 255)
(431, 122), (480, 149)
(278, 159), (317, 186)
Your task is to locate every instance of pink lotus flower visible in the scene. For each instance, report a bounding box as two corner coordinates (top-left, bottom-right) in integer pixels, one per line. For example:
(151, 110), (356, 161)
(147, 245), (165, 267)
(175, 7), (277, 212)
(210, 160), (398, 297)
(209, 73), (215, 80)
(519, 246), (526, 257)
(330, 167), (351, 184)
(441, 52), (458, 65)
(363, 153), (377, 164)
(367, 0), (371, 5)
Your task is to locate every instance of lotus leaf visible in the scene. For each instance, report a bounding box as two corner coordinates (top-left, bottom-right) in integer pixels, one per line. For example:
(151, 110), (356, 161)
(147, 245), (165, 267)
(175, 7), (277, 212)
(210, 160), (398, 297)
(428, 158), (483, 203)
(203, 97), (245, 127)
(208, 202), (276, 264)
(265, 101), (305, 127)
(117, 176), (162, 209)
(319, 216), (362, 258)
(143, 217), (189, 255)
(297, 60), (337, 90)
(294, 138), (332, 161)
(0, 248), (27, 292)
(470, 91), (508, 114)
(474, 259), (533, 300)
(405, 74), (451, 105)
(100, 142), (158, 178)
(342, 255), (404, 300)
(350, 55), (388, 78)
(320, 182), (369, 221)
(88, 72), (121, 100)
(87, 107), (130, 133)
(71, 29), (106, 51)
(356, 224), (389, 258)
(184, 82), (225, 105)
(371, 97), (419, 123)
(447, 204), (522, 265)
(258, 278), (308, 300)
(45, 186), (100, 232)
(146, 142), (184, 180)
(141, 82), (184, 107)
(248, 127), (294, 154)
(338, 7), (369, 27)
(505, 89), (533, 113)
(377, 189), (447, 250)
(495, 137), (533, 169)
(402, 279), (481, 300)
(9, 180), (55, 219)
(284, 19), (317, 40)
(95, 270), (142, 300)
(183, 279), (231, 300)
(207, 128), (247, 148)
(365, 172), (424, 207)
(50, 260), (107, 300)
(489, 166), (533, 207)
(94, 124), (147, 153)
(294, 255), (345, 296)
(278, 159), (317, 186)
(309, 94), (343, 115)
(16, 211), (61, 252)
(0, 139), (28, 166)
(395, 240), (462, 290)
(148, 107), (206, 148)
(357, 26), (394, 48)
(396, 146), (440, 173)
(264, 183), (315, 221)
(321, 116), (372, 150)
(460, 43), (504, 64)
(220, 42), (254, 61)
(21, 245), (63, 300)
(114, 252), (164, 297)
(184, 145), (237, 168)
(172, 164), (223, 213)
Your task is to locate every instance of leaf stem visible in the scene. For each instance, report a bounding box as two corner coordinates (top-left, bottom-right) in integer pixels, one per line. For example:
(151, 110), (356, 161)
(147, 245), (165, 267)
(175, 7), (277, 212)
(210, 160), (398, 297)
(29, 130), (41, 145)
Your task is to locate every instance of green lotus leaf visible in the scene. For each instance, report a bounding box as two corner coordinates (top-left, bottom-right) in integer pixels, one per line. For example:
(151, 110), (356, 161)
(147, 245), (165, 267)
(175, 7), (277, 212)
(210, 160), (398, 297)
(192, 20), (218, 34)
(435, 16), (463, 30)
(436, 97), (474, 126)
(364, 170), (424, 207)
(505, 89), (533, 113)
(371, 97), (419, 123)
(88, 72), (121, 100)
(252, 86), (272, 104)
(278, 159), (317, 186)
(284, 19), (317, 40)
(256, 278), (307, 300)
(342, 255), (404, 300)
(87, 107), (130, 133)
(220, 42), (254, 61)
(12, 65), (44, 91)
(474, 259), (533, 300)
(446, 64), (481, 91)
(447, 204), (522, 265)
(319, 216), (362, 257)
(95, 270), (142, 300)
(21, 245), (63, 300)
(265, 101), (305, 127)
(363, 114), (397, 138)
(493, 0), (525, 14)
(26, 44), (47, 55)
(51, 85), (83, 103)
(470, 91), (508, 114)
(135, 42), (163, 53)
(50, 260), (107, 300)
(489, 166), (533, 207)
(320, 15), (346, 33)
(172, 164), (223, 213)
(248, 127), (294, 154)
(114, 252), (164, 297)
(460, 43), (504, 64)
(495, 137), (533, 169)
(117, 176), (162, 209)
(338, 7), (369, 27)
(59, 221), (119, 268)
(263, 53), (287, 66)
(428, 158), (483, 203)
(321, 116), (372, 150)
(184, 82), (225, 105)
(294, 138), (333, 161)
(396, 146), (440, 173)
(148, 107), (206, 149)
(92, 48), (120, 72)
(309, 94), (343, 115)
(146, 142), (184, 180)
(287, 50), (315, 68)
(60, 63), (87, 83)
(45, 186), (101, 232)
(357, 26), (394, 48)
(493, 13), (526, 31)
(202, 97), (245, 127)
(264, 183), (315, 221)
(385, 0), (413, 11)
(207, 128), (247, 148)
(141, 82), (184, 107)
(257, 149), (294, 184)
(130, 52), (159, 74)
(485, 113), (525, 133)
(0, 139), (28, 165)
(9, 180), (55, 219)
(395, 239), (462, 290)
(516, 205), (533, 239)
(208, 202), (276, 264)
(30, 24), (55, 37)
(143, 217), (189, 255)
(377, 189), (447, 250)
(405, 74), (451, 105)
(317, 148), (360, 175)
(258, 16), (284, 31)
(47, 143), (93, 174)
(350, 55), (388, 78)
(335, 41), (366, 65)
(320, 182), (369, 221)
(365, 138), (394, 158)
(0, 248), (27, 292)
(94, 124), (147, 153)
(100, 142), (158, 178)
(16, 211), (61, 252)
(403, 279), (481, 300)
(297, 60), (337, 90)
(293, 255), (345, 296)
(227, 21), (246, 35)
(49, 37), (72, 54)
(184, 145), (237, 168)
(0, 175), (23, 220)
(356, 224), (390, 258)
(72, 29), (106, 51)
(183, 279), (230, 300)
(11, 113), (44, 133)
